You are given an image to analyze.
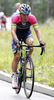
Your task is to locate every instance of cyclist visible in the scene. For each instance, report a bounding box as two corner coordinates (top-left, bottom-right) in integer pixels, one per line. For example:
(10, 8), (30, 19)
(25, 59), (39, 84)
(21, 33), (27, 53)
(0, 12), (7, 30)
(16, 2), (21, 14)
(11, 4), (45, 89)
(12, 2), (21, 17)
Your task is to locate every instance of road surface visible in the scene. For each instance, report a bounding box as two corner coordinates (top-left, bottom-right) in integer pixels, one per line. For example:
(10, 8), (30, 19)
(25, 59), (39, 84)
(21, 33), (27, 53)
(0, 80), (54, 100)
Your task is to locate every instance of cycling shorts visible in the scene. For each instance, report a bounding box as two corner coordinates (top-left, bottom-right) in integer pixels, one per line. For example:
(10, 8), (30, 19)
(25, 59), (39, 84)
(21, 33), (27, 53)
(12, 29), (33, 53)
(0, 21), (6, 24)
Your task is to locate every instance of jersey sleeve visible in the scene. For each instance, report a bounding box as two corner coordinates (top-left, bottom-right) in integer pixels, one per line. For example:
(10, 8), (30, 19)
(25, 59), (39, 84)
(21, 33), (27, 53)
(11, 16), (17, 27)
(29, 15), (38, 28)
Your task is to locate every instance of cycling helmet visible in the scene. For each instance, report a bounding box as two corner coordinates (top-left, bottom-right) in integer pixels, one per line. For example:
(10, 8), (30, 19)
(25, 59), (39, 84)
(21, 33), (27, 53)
(19, 4), (31, 14)
(0, 12), (4, 17)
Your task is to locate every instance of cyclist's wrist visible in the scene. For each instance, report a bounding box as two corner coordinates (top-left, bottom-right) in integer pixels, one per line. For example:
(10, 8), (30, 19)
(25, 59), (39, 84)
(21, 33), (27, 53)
(15, 40), (20, 45)
(39, 41), (42, 44)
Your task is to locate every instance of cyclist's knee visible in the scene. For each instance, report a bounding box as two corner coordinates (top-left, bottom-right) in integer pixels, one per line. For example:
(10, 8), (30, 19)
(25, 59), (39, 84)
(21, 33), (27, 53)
(26, 38), (34, 45)
(31, 40), (34, 45)
(26, 38), (34, 55)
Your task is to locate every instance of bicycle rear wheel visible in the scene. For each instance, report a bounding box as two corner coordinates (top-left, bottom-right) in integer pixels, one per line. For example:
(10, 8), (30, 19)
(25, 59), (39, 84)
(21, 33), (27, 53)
(23, 56), (34, 98)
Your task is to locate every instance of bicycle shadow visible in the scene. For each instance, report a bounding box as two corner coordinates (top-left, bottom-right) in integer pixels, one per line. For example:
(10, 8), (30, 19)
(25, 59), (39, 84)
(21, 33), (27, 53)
(12, 93), (31, 100)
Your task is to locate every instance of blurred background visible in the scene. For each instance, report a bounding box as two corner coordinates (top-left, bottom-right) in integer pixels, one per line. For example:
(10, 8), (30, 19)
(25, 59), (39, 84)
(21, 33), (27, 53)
(0, 0), (54, 23)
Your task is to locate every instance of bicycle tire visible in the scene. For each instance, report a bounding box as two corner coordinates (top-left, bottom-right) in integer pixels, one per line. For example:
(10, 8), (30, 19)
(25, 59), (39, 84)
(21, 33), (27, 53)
(15, 60), (22, 94)
(23, 56), (34, 98)
(15, 75), (21, 94)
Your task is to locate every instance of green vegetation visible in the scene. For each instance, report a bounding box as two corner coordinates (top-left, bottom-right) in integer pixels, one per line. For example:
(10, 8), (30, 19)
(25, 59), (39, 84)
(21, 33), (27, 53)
(0, 31), (13, 74)
(0, 0), (54, 23)
(0, 21), (54, 87)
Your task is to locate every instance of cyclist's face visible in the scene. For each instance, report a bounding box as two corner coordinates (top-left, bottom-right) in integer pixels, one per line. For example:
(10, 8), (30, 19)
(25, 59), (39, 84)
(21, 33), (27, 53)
(20, 13), (29, 23)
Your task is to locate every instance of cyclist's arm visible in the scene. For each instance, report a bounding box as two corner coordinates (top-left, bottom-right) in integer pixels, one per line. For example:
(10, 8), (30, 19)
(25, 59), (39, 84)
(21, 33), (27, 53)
(30, 15), (42, 42)
(11, 26), (20, 47)
(30, 15), (45, 47)
(11, 26), (18, 42)
(11, 15), (19, 42)
(34, 26), (42, 42)
(34, 26), (46, 48)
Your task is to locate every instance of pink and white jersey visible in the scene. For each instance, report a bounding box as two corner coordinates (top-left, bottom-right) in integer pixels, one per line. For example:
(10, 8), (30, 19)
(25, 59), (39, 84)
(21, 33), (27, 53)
(11, 14), (38, 34)
(0, 15), (7, 22)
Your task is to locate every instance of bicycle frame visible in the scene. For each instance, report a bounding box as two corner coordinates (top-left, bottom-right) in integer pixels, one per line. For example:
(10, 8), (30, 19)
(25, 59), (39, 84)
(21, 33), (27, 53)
(18, 40), (45, 73)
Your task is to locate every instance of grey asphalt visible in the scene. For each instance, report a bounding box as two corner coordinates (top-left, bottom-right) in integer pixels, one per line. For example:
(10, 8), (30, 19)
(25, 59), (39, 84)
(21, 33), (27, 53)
(0, 80), (54, 100)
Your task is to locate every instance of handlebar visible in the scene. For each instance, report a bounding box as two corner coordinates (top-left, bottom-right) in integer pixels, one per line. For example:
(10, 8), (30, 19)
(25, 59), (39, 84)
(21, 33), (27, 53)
(20, 44), (45, 55)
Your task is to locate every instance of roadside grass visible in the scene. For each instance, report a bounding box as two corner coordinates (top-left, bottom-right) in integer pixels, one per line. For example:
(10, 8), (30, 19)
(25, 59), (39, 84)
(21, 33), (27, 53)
(0, 31), (13, 74)
(0, 21), (54, 87)
(32, 21), (54, 87)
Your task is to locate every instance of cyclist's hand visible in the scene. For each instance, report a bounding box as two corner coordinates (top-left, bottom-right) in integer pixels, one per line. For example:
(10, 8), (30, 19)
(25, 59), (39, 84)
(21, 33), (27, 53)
(39, 41), (46, 48)
(15, 40), (21, 47)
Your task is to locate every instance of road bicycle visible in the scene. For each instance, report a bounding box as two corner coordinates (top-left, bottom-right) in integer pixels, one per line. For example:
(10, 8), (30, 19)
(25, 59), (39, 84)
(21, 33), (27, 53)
(15, 40), (45, 98)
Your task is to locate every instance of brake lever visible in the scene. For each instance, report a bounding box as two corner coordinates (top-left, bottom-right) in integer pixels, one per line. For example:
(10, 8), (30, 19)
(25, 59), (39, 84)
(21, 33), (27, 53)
(40, 48), (45, 55)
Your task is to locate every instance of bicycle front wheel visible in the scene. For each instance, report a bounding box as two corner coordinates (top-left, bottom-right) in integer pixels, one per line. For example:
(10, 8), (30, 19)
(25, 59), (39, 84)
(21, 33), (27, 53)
(23, 56), (34, 98)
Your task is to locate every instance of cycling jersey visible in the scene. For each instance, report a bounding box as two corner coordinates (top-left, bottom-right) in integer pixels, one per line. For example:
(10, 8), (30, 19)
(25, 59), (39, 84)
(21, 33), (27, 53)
(11, 14), (38, 35)
(11, 14), (38, 53)
(0, 15), (7, 24)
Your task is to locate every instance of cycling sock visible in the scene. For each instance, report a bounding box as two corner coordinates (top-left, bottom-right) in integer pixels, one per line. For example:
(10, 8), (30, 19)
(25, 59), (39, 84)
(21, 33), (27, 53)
(12, 72), (17, 78)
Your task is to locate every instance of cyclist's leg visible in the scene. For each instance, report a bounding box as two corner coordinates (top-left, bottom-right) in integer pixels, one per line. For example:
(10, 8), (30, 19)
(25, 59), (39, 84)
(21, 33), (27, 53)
(12, 38), (21, 72)
(0, 21), (2, 29)
(4, 22), (7, 30)
(12, 53), (20, 72)
(12, 38), (20, 89)
(24, 29), (34, 55)
(26, 39), (33, 55)
(1, 21), (4, 30)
